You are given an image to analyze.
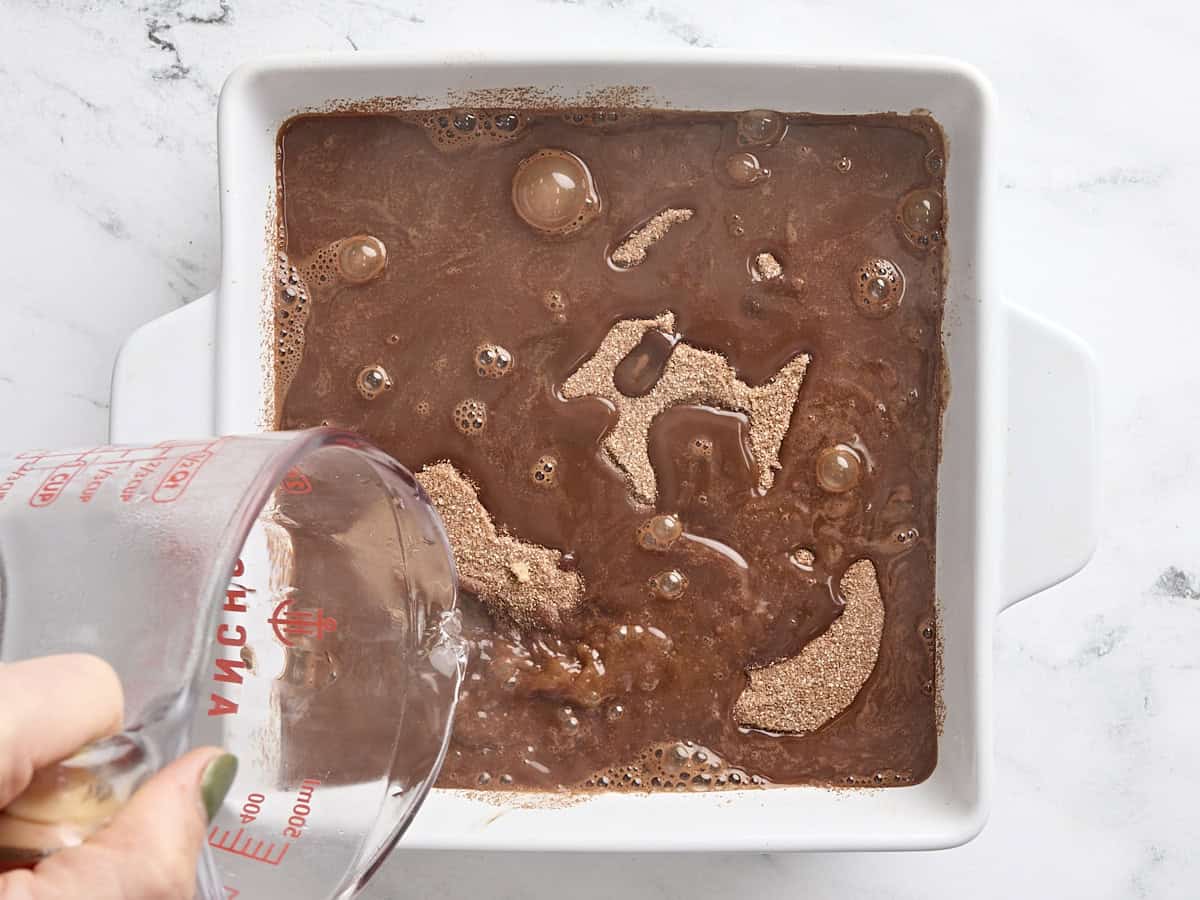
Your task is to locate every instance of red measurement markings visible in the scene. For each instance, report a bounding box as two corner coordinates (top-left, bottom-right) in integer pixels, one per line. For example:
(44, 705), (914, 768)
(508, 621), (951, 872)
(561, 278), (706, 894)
(282, 779), (321, 839)
(207, 826), (290, 867)
(79, 465), (125, 503)
(152, 447), (215, 503)
(116, 440), (221, 503)
(2, 442), (224, 506)
(0, 458), (39, 502)
(239, 792), (266, 825)
(29, 461), (86, 508)
(224, 889), (240, 899)
(119, 458), (165, 501)
(281, 467), (312, 494)
(268, 599), (337, 647)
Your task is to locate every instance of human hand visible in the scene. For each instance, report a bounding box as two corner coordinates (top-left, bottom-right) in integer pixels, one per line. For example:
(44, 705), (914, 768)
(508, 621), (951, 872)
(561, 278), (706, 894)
(0, 655), (236, 899)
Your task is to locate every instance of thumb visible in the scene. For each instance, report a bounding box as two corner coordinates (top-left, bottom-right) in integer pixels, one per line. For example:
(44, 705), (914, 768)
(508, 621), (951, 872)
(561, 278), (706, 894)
(26, 748), (236, 900)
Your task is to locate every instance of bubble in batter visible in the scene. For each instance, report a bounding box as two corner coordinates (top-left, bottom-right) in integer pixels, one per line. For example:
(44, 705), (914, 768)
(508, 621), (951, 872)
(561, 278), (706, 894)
(835, 156), (853, 173)
(723, 151), (768, 186)
(925, 150), (945, 175)
(558, 706), (580, 730)
(851, 257), (905, 318)
(453, 399), (488, 435)
(898, 189), (944, 247)
(815, 444), (863, 493)
(356, 364), (392, 400)
(690, 436), (713, 458)
(737, 109), (786, 146)
(636, 514), (683, 552)
(650, 569), (688, 600)
(475, 343), (514, 378)
(543, 288), (566, 311)
(531, 455), (558, 487)
(452, 111), (477, 132)
(337, 235), (387, 283)
(788, 547), (816, 571)
(494, 113), (519, 132)
(511, 149), (600, 237)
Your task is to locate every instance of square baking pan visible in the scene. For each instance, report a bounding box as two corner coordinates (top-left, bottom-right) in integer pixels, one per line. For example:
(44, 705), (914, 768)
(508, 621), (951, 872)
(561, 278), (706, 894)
(111, 50), (1098, 852)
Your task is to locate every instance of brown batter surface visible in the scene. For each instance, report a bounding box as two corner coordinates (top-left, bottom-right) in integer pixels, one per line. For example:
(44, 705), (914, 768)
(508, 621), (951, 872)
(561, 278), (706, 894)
(272, 107), (946, 790)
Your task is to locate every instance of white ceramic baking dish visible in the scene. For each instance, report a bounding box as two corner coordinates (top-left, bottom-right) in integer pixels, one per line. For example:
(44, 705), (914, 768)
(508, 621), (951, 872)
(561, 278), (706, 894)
(109, 51), (1098, 852)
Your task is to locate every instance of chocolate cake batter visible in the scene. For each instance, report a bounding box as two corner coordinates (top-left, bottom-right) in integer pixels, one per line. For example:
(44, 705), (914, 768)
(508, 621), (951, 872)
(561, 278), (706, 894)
(272, 107), (946, 790)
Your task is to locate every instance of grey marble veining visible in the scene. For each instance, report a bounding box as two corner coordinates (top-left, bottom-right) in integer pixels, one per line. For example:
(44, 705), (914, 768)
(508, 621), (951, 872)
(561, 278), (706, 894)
(1, 1), (1197, 897)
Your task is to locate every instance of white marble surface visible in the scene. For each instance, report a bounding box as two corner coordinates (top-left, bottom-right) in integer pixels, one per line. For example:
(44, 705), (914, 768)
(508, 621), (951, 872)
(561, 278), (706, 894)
(2, 1), (1197, 897)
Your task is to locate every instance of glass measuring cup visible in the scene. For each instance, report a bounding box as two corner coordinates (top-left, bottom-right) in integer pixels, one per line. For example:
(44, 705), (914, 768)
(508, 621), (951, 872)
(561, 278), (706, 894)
(0, 429), (464, 898)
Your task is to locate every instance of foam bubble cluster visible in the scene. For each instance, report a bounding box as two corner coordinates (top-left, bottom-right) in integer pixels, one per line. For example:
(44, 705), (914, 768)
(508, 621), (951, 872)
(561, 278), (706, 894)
(272, 235), (399, 400)
(475, 343), (514, 379)
(453, 399), (488, 435)
(636, 514), (683, 552)
(422, 109), (527, 151)
(530, 455), (558, 488)
(852, 257), (905, 317)
(273, 252), (311, 390)
(582, 741), (766, 792)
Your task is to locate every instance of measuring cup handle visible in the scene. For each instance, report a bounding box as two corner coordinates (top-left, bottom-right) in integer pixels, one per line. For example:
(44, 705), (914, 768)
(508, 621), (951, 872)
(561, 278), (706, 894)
(110, 292), (217, 442)
(1001, 302), (1099, 610)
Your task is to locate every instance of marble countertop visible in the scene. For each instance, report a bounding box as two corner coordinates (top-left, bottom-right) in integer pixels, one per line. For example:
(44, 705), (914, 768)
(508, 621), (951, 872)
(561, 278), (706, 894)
(2, 1), (1196, 897)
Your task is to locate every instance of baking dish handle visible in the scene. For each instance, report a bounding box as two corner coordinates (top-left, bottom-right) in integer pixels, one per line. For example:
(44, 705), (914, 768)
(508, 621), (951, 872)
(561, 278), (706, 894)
(109, 292), (216, 443)
(1001, 302), (1099, 611)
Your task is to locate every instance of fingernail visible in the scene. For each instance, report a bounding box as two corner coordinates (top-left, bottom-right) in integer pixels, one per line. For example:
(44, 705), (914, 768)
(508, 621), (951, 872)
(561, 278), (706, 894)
(200, 753), (238, 823)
